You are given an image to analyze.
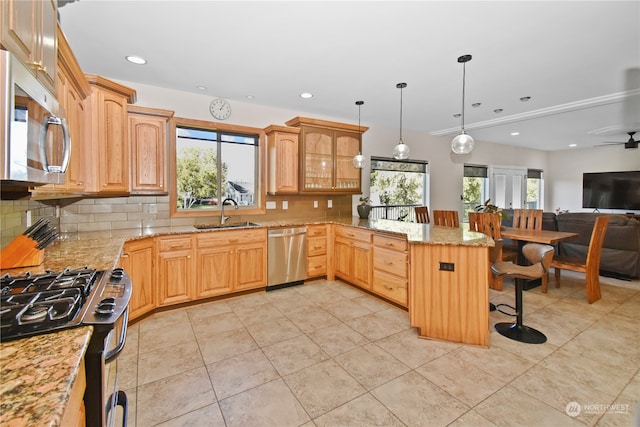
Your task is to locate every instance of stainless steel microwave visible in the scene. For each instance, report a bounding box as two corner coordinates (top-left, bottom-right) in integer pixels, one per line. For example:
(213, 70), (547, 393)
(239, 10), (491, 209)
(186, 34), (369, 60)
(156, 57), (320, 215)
(1, 50), (70, 186)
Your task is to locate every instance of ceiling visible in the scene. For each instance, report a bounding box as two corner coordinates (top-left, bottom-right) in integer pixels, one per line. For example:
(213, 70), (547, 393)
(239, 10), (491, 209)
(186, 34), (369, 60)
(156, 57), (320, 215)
(57, 1), (640, 152)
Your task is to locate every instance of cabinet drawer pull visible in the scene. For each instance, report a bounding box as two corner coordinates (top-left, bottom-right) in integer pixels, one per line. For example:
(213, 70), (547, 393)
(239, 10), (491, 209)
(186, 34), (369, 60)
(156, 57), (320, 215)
(384, 260), (393, 265)
(384, 242), (393, 246)
(384, 285), (393, 290)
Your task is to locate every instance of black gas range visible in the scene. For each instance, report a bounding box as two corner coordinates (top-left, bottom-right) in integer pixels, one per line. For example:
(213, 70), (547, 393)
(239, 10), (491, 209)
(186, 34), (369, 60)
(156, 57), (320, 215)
(0, 266), (130, 342)
(0, 266), (132, 427)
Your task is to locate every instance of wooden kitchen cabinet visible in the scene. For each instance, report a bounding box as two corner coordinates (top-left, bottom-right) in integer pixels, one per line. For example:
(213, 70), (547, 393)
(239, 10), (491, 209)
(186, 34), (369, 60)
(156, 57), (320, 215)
(285, 117), (367, 194)
(119, 238), (155, 321)
(306, 224), (327, 278)
(334, 225), (372, 289)
(1, 0), (58, 93)
(372, 233), (409, 307)
(156, 235), (194, 306)
(85, 74), (136, 194)
(265, 125), (300, 195)
(196, 228), (267, 298)
(128, 105), (174, 195)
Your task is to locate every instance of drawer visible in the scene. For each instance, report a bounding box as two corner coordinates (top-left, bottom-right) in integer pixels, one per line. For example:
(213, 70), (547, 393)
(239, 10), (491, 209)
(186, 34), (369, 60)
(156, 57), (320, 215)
(373, 247), (408, 278)
(372, 270), (408, 306)
(307, 255), (327, 277)
(306, 224), (327, 238)
(335, 226), (372, 243)
(197, 229), (266, 248)
(307, 236), (327, 256)
(157, 236), (192, 252)
(374, 234), (408, 252)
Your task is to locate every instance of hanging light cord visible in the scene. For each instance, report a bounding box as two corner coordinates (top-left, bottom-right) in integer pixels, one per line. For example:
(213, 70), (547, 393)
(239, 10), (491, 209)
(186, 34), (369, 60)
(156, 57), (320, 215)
(399, 85), (404, 141)
(461, 61), (466, 133)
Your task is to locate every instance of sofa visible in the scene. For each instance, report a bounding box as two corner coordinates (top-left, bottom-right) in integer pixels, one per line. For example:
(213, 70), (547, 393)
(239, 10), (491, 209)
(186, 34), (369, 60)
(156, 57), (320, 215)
(501, 210), (640, 279)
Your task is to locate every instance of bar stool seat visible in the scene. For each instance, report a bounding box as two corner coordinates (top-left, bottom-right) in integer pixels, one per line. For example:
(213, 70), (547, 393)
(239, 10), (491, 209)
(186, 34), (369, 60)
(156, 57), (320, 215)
(491, 243), (554, 344)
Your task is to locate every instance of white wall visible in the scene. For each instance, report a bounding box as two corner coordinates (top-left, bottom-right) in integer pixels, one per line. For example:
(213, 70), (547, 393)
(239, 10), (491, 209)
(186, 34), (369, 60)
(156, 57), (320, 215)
(121, 80), (639, 216)
(548, 146), (640, 214)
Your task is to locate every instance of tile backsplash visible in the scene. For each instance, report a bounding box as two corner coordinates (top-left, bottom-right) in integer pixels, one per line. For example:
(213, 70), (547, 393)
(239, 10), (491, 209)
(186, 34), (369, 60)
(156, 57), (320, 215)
(1, 194), (352, 247)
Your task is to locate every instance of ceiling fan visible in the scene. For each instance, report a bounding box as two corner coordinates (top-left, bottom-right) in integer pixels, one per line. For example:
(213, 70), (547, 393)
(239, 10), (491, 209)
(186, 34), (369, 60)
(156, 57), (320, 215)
(601, 131), (639, 149)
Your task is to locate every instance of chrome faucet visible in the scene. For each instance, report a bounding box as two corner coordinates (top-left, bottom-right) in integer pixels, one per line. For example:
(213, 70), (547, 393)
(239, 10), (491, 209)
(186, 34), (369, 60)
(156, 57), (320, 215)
(220, 198), (238, 225)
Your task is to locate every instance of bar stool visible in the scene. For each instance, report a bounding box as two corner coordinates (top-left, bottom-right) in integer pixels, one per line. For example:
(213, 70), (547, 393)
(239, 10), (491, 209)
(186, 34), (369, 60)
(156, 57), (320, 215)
(491, 243), (554, 344)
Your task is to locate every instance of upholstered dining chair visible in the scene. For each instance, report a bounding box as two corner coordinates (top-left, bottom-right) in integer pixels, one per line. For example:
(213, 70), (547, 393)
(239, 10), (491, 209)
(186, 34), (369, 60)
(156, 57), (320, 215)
(432, 210), (459, 227)
(512, 209), (543, 230)
(547, 215), (609, 304)
(491, 243), (555, 344)
(468, 212), (518, 291)
(415, 206), (430, 223)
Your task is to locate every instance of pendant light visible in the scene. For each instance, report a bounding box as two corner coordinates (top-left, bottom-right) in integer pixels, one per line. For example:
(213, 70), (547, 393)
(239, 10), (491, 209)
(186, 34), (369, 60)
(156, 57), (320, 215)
(352, 101), (365, 168)
(393, 83), (410, 160)
(451, 54), (475, 155)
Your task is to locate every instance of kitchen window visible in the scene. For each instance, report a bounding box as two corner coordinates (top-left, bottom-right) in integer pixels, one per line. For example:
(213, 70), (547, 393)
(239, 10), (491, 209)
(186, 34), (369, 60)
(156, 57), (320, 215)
(170, 118), (265, 217)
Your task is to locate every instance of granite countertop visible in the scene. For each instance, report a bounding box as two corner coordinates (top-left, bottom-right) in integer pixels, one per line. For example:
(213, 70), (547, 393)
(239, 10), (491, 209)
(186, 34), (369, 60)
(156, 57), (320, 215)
(0, 326), (93, 427)
(1, 216), (492, 276)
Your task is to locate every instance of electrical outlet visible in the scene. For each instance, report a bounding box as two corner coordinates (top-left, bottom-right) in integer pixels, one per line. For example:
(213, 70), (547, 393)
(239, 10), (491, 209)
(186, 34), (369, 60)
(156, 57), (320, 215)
(266, 201), (276, 209)
(314, 200), (318, 208)
(26, 210), (32, 227)
(148, 204), (158, 214)
(282, 201), (288, 210)
(328, 200), (333, 208)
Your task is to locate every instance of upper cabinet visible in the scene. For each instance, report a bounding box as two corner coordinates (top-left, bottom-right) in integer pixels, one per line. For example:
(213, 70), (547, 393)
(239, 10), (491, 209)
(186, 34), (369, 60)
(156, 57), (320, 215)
(85, 74), (136, 194)
(265, 125), (300, 195)
(285, 117), (367, 194)
(128, 105), (174, 195)
(1, 0), (58, 94)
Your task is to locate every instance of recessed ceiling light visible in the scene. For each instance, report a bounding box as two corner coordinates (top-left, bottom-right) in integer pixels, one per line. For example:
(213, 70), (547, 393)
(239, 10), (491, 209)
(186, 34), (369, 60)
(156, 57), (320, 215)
(472, 103), (481, 108)
(196, 85), (207, 90)
(300, 92), (313, 99)
(494, 108), (503, 113)
(125, 55), (146, 65)
(569, 143), (577, 147)
(246, 95), (255, 99)
(520, 96), (531, 102)
(510, 132), (520, 136)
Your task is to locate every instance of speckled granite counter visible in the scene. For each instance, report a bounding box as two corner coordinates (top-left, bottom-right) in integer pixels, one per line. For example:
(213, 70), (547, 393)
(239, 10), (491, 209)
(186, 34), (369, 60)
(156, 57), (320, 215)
(0, 326), (92, 427)
(1, 216), (492, 276)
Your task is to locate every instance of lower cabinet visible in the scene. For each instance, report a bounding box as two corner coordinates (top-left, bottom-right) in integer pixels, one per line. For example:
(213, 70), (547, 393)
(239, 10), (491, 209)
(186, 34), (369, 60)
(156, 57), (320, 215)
(156, 235), (194, 306)
(119, 238), (155, 321)
(334, 225), (372, 289)
(372, 233), (409, 307)
(306, 224), (327, 278)
(196, 229), (267, 298)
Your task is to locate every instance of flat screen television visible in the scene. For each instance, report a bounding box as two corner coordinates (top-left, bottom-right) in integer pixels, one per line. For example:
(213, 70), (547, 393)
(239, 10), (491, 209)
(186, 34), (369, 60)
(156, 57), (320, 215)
(582, 171), (640, 210)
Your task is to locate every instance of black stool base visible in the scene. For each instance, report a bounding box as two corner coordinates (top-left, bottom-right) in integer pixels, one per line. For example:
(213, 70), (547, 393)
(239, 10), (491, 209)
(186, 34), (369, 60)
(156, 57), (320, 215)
(495, 322), (547, 344)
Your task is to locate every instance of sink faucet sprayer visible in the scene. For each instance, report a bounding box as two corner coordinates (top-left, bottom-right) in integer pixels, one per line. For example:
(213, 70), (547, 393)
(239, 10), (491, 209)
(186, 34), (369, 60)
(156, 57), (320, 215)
(220, 198), (238, 225)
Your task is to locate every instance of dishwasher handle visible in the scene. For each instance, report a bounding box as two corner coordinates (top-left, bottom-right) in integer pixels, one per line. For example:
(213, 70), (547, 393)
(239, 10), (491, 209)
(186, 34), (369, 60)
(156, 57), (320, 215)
(269, 231), (307, 238)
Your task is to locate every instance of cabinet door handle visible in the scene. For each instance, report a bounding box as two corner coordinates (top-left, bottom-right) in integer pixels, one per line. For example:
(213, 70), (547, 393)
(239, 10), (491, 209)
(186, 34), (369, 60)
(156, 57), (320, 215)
(384, 260), (392, 265)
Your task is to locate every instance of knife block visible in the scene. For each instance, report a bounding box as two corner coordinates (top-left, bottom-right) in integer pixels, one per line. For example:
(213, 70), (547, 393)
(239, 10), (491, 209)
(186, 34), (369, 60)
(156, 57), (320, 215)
(0, 235), (44, 270)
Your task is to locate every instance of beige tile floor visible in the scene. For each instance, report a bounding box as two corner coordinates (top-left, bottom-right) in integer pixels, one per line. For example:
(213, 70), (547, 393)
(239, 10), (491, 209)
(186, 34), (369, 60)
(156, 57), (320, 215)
(117, 272), (639, 427)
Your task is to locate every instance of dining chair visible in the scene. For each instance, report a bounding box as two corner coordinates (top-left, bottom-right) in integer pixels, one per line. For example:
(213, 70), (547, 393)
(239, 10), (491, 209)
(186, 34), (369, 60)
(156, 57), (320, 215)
(468, 212), (518, 291)
(547, 215), (609, 303)
(491, 243), (555, 344)
(415, 206), (430, 223)
(432, 210), (459, 227)
(512, 209), (543, 230)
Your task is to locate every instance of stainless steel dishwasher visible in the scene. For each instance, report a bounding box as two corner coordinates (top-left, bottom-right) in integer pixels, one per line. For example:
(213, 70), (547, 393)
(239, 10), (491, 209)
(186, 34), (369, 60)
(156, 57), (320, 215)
(267, 227), (307, 290)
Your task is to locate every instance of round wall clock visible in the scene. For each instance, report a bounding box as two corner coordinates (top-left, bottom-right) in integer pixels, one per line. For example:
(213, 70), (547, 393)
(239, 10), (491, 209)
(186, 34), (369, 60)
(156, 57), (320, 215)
(209, 98), (232, 120)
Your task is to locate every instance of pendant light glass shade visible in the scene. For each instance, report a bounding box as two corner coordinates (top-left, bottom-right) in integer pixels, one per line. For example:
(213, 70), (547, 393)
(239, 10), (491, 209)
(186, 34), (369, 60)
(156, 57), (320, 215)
(451, 55), (475, 155)
(353, 101), (366, 168)
(393, 83), (409, 160)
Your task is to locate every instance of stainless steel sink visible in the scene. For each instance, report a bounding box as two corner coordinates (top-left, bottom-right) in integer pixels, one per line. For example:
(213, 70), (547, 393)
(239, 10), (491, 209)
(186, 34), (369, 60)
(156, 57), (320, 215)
(194, 222), (261, 230)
